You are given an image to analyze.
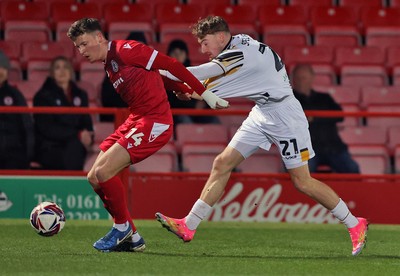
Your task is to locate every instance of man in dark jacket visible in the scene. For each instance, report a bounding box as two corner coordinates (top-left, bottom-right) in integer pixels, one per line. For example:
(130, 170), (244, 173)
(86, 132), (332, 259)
(0, 51), (34, 169)
(292, 64), (359, 173)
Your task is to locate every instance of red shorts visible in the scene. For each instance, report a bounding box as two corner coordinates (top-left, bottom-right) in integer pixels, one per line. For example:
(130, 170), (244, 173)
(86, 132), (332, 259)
(99, 115), (173, 164)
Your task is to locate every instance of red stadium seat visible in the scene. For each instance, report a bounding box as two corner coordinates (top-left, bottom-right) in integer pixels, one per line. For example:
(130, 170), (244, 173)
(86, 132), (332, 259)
(181, 144), (225, 172)
(388, 126), (400, 155)
(365, 26), (400, 52)
(395, 146), (400, 173)
(4, 21), (51, 43)
(156, 3), (206, 44)
(314, 85), (361, 107)
(338, 105), (361, 128)
(12, 80), (44, 104)
(339, 0), (383, 14)
(188, 0), (231, 5)
(259, 5), (310, 53)
(51, 2), (101, 40)
(8, 60), (22, 82)
(350, 152), (389, 174)
(310, 6), (361, 47)
(386, 47), (400, 74)
(392, 65), (400, 85)
(340, 65), (388, 87)
(218, 98), (253, 128)
(367, 106), (400, 130)
(236, 148), (284, 173)
(175, 124), (229, 149)
(79, 62), (105, 88)
(1, 1), (48, 21)
(0, 41), (21, 62)
(361, 86), (400, 109)
(284, 46), (334, 67)
(77, 81), (99, 106)
(85, 0), (128, 9)
(360, 7), (400, 33)
(206, 5), (259, 39)
(289, 0), (332, 8)
(21, 41), (74, 68)
(26, 60), (51, 83)
(340, 126), (387, 146)
(132, 143), (178, 172)
(238, 0), (282, 7)
(335, 46), (385, 67)
(33, 0), (76, 13)
(103, 3), (155, 44)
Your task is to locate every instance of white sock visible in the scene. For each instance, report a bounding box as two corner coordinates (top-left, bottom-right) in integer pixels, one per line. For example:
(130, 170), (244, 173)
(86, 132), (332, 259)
(330, 199), (359, 228)
(113, 221), (129, 232)
(185, 199), (212, 230)
(131, 231), (141, 243)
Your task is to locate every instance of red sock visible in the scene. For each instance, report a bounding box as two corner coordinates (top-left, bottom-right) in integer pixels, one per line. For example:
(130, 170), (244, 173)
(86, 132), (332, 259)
(97, 176), (137, 232)
(94, 188), (113, 217)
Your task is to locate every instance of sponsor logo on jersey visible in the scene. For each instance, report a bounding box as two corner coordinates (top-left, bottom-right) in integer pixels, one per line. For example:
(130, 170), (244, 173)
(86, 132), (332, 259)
(149, 123), (170, 142)
(123, 43), (132, 49)
(127, 142), (133, 149)
(113, 77), (124, 89)
(111, 60), (118, 72)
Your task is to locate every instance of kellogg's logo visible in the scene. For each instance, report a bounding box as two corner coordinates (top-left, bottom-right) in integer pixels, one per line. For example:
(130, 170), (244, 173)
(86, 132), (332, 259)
(208, 182), (339, 224)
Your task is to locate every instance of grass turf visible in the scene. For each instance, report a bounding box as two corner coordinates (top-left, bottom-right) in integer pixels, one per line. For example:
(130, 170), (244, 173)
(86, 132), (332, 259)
(0, 219), (400, 275)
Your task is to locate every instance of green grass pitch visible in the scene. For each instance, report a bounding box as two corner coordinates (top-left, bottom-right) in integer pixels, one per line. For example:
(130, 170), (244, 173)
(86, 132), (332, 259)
(1, 219), (400, 275)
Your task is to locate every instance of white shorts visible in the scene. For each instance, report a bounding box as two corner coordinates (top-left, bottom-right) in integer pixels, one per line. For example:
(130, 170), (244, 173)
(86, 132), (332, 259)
(229, 95), (315, 169)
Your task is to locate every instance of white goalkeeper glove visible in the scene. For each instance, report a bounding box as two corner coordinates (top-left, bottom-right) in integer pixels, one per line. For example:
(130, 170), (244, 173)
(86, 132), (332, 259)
(201, 90), (229, 109)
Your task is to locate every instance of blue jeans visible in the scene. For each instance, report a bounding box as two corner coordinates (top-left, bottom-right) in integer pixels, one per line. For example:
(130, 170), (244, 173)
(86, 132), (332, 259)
(308, 150), (360, 173)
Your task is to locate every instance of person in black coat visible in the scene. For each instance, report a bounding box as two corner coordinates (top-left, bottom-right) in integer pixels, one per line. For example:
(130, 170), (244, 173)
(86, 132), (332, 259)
(292, 64), (359, 173)
(0, 50), (34, 169)
(33, 56), (94, 170)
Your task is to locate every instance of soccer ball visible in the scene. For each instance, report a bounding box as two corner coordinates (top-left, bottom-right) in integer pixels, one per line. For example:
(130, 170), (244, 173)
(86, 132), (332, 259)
(30, 201), (66, 237)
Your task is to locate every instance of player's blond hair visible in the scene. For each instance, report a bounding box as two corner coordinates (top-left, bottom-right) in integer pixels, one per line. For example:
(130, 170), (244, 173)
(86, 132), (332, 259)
(191, 16), (230, 39)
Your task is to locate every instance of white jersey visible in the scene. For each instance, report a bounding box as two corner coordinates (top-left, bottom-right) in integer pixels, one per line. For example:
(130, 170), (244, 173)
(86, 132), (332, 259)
(202, 34), (293, 105)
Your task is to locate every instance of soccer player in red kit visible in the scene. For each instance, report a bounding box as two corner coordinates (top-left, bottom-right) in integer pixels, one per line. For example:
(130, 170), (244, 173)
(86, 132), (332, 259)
(67, 18), (229, 252)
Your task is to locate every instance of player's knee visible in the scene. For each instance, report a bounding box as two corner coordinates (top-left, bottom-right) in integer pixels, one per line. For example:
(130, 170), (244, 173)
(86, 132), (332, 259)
(94, 166), (111, 184)
(87, 169), (100, 189)
(212, 154), (234, 173)
(291, 174), (313, 195)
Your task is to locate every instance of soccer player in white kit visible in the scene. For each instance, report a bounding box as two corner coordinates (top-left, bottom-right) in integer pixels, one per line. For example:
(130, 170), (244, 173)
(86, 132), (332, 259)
(156, 16), (368, 256)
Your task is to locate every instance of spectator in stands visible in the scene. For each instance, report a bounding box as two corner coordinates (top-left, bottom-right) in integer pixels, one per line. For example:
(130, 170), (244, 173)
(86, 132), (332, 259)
(292, 64), (360, 173)
(99, 32), (147, 122)
(33, 56), (94, 170)
(0, 50), (34, 169)
(167, 39), (220, 125)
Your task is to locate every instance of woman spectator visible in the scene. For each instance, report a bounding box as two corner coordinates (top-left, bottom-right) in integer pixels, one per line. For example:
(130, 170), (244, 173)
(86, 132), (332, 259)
(33, 56), (94, 170)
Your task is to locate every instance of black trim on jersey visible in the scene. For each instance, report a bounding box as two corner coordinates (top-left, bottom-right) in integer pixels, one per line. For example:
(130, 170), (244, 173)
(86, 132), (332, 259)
(211, 61), (227, 74)
(222, 36), (233, 51)
(216, 51), (243, 62)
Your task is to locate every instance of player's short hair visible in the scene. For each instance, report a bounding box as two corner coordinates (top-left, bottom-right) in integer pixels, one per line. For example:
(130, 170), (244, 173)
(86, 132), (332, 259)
(67, 18), (102, 41)
(191, 16), (230, 39)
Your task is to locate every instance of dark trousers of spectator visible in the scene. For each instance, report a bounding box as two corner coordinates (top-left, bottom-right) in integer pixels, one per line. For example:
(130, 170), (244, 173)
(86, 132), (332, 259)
(37, 139), (86, 170)
(308, 150), (360, 173)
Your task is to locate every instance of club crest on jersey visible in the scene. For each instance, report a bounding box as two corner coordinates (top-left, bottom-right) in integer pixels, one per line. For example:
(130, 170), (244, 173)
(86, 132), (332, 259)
(123, 43), (132, 49)
(3, 96), (13, 106)
(73, 96), (81, 106)
(111, 60), (118, 72)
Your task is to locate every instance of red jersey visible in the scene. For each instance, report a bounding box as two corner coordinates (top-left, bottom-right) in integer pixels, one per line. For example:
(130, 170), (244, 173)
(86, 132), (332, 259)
(104, 40), (206, 124)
